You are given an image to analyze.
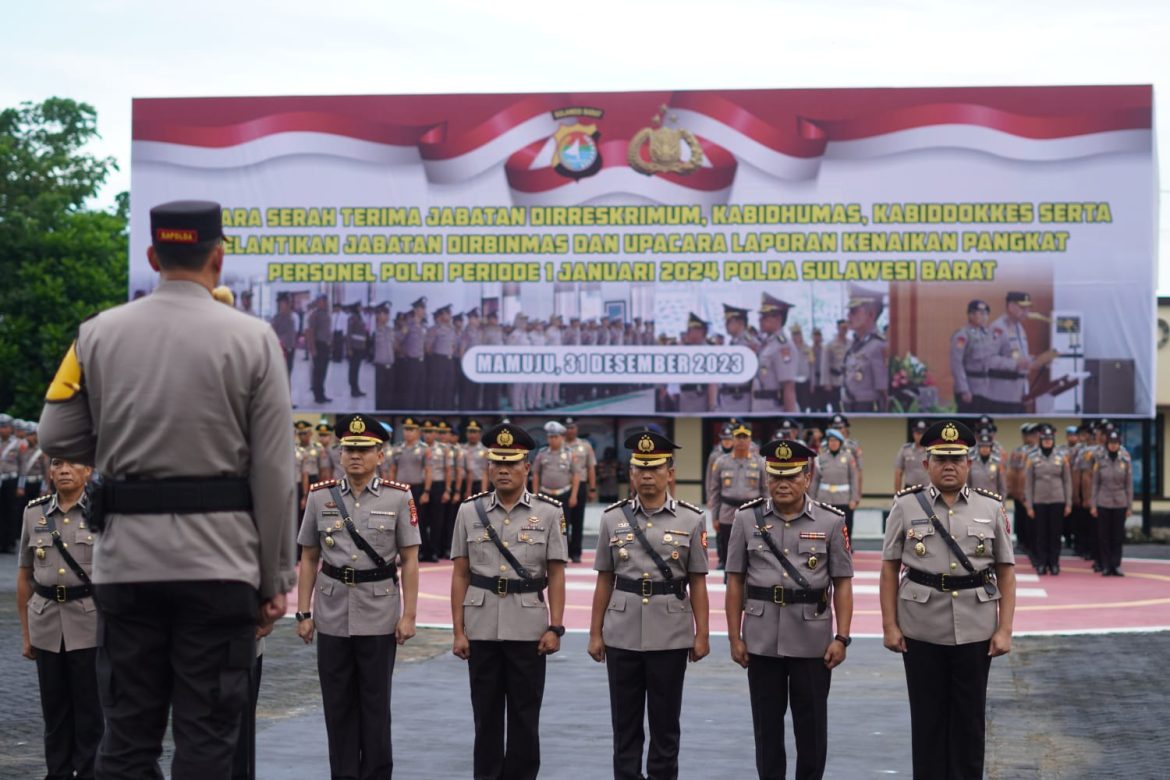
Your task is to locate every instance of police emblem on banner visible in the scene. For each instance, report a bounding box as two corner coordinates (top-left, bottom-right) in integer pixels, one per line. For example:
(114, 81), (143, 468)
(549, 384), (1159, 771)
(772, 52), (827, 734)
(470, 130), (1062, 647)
(628, 103), (704, 176)
(552, 122), (602, 180)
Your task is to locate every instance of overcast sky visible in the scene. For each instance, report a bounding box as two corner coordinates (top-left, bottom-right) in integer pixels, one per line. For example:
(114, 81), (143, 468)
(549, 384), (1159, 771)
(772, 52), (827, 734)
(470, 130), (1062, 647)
(4, 0), (1165, 288)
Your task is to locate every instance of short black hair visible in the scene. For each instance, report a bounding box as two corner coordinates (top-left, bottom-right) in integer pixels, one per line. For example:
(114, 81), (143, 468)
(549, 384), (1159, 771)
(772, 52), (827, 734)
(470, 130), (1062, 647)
(154, 238), (221, 271)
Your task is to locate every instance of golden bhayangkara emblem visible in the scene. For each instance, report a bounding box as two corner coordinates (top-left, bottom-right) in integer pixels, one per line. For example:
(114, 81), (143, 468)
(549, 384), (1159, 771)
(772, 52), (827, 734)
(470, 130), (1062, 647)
(628, 104), (704, 176)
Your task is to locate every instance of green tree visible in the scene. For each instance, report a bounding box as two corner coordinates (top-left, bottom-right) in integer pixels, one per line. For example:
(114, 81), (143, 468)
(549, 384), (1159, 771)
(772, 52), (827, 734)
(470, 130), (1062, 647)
(0, 98), (127, 417)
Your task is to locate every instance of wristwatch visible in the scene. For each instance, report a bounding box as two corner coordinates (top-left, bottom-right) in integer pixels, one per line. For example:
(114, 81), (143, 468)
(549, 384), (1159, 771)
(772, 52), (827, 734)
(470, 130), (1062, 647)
(834, 634), (852, 647)
(295, 611), (312, 622)
(545, 625), (566, 637)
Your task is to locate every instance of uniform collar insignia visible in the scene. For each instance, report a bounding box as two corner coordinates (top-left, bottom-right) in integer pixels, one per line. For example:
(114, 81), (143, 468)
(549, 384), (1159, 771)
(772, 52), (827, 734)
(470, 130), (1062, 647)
(369, 478), (381, 495)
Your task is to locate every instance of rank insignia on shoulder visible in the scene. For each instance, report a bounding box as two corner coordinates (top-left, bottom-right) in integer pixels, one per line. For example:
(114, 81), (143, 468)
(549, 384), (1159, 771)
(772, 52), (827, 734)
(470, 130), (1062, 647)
(26, 494), (52, 508)
(678, 499), (703, 515)
(896, 484), (924, 497)
(385, 480), (410, 492)
(536, 493), (562, 507)
(310, 479), (339, 492)
(972, 487), (1003, 502)
(463, 490), (491, 503)
(606, 499), (630, 512)
(815, 501), (846, 516)
(739, 496), (766, 510)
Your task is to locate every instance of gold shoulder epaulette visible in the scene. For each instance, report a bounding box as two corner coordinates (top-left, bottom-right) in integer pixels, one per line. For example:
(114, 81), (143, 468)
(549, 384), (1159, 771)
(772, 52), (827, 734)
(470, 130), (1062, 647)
(384, 480), (410, 492)
(815, 500), (846, 516)
(972, 487), (1003, 502)
(26, 494), (52, 508)
(536, 493), (562, 507)
(310, 479), (339, 492)
(606, 498), (630, 512)
(463, 490), (491, 503)
(678, 499), (703, 514)
(739, 496), (766, 510)
(896, 484), (925, 497)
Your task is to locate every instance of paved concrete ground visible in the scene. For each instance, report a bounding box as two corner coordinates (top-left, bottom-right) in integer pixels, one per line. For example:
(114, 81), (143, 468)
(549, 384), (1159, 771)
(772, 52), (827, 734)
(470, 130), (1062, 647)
(4, 549), (1170, 779)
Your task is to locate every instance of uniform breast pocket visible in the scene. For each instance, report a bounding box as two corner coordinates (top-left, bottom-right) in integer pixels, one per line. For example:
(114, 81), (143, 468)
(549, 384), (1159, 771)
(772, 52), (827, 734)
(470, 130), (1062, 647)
(797, 541), (824, 571)
(663, 534), (691, 565)
(70, 533), (96, 564)
(317, 514), (341, 535)
(966, 526), (993, 560)
(721, 471), (734, 487)
(746, 472), (760, 488)
(30, 536), (52, 568)
(519, 527), (548, 563)
(468, 535), (492, 564)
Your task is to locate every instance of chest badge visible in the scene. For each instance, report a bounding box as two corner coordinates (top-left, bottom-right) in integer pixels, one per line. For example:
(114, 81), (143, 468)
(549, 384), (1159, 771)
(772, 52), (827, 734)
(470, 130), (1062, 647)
(975, 542), (987, 556)
(663, 533), (673, 543)
(36, 547), (47, 560)
(324, 535), (336, 548)
(807, 554), (819, 569)
(618, 549), (630, 561)
(914, 541), (927, 557)
(670, 550), (680, 560)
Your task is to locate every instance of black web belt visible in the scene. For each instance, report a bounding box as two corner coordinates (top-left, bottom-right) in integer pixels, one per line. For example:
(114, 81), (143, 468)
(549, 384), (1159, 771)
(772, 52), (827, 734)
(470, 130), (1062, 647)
(34, 582), (93, 603)
(680, 384), (705, 392)
(905, 566), (993, 592)
(615, 575), (687, 598)
(912, 492), (998, 596)
(470, 572), (548, 596)
(321, 561), (398, 585)
(620, 503), (685, 600)
(103, 478), (253, 513)
(473, 497), (545, 601)
(751, 504), (829, 615)
(746, 585), (827, 606)
(752, 390), (779, 400)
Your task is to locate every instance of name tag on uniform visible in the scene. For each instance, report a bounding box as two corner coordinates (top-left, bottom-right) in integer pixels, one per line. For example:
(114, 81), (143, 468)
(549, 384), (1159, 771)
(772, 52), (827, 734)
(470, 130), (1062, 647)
(911, 517), (929, 526)
(371, 510), (396, 517)
(799, 531), (827, 540)
(666, 529), (690, 536)
(973, 517), (992, 524)
(472, 522), (484, 529)
(322, 509), (340, 516)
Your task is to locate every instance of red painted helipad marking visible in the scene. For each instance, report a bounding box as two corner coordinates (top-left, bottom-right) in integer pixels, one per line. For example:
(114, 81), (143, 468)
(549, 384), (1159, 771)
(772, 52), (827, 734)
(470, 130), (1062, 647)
(292, 551), (1170, 637)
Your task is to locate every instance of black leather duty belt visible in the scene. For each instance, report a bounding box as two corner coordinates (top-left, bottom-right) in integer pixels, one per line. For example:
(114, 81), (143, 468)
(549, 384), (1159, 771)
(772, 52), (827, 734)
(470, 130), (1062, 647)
(322, 562), (399, 586)
(905, 566), (993, 591)
(615, 575), (687, 598)
(470, 572), (547, 596)
(752, 391), (779, 400)
(34, 582), (93, 603)
(746, 585), (827, 605)
(103, 478), (252, 514)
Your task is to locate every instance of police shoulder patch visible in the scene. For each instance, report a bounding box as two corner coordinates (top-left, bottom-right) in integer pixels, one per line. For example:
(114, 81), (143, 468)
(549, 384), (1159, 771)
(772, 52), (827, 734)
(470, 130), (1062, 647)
(739, 496), (766, 510)
(972, 487), (1003, 502)
(815, 500), (846, 516)
(463, 490), (491, 503)
(536, 493), (562, 507)
(606, 498), (630, 512)
(384, 480), (410, 492)
(678, 499), (703, 515)
(896, 484), (925, 497)
(310, 479), (339, 492)
(26, 494), (52, 508)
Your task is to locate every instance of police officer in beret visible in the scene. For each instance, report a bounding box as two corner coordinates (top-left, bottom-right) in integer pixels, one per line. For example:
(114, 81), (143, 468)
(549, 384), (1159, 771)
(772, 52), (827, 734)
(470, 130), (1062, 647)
(588, 430), (710, 780)
(297, 413), (421, 779)
(450, 423), (568, 780)
(880, 420), (1016, 780)
(17, 459), (103, 780)
(38, 200), (298, 778)
(726, 439), (854, 780)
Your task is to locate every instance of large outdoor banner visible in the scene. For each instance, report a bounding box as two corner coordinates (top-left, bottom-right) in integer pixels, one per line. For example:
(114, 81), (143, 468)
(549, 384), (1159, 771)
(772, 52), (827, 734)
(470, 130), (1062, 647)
(130, 86), (1156, 417)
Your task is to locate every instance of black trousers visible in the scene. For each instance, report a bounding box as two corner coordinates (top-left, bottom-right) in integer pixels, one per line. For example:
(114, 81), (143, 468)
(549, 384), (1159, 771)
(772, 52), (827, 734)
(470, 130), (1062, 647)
(567, 483), (587, 560)
(747, 654), (832, 780)
(468, 640), (546, 780)
(1033, 502), (1064, 569)
(348, 355), (364, 395)
(605, 646), (689, 780)
(36, 643), (103, 780)
(401, 357), (426, 410)
(231, 653), (262, 780)
(0, 476), (19, 550)
(318, 632), (397, 780)
(282, 347), (295, 377)
(93, 581), (258, 780)
(312, 341), (332, 400)
(426, 355), (455, 410)
(902, 638), (992, 780)
(375, 364), (393, 411)
(716, 523), (731, 570)
(1097, 507), (1127, 572)
(424, 482), (448, 560)
(1013, 499), (1030, 554)
(482, 382), (501, 412)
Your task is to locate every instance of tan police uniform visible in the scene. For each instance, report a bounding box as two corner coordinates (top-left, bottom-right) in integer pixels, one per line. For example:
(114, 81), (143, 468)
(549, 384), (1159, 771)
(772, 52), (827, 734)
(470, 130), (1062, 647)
(1090, 442), (1132, 575)
(532, 444), (575, 504)
(37, 200), (297, 778)
(752, 330), (797, 413)
(894, 441), (930, 490)
(1024, 446), (1071, 573)
(565, 431), (597, 561)
(727, 491), (853, 780)
(707, 451), (767, 569)
(19, 492), (103, 779)
(968, 454), (1007, 498)
(464, 440), (489, 495)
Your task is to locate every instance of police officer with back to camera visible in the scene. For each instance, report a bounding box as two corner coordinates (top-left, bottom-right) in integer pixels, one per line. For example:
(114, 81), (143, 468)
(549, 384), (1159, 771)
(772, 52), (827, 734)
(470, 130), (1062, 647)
(38, 200), (297, 778)
(726, 438), (854, 780)
(450, 423), (568, 780)
(1090, 429), (1132, 577)
(296, 413), (421, 780)
(588, 430), (710, 780)
(17, 458), (103, 780)
(880, 420), (1016, 780)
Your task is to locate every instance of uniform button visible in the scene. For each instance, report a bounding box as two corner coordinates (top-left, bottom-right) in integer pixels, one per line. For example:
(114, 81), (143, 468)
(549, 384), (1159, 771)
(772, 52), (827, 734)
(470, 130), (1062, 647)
(379, 525), (385, 530)
(951, 591), (958, 598)
(948, 509), (954, 516)
(63, 518), (70, 524)
(355, 502), (360, 508)
(503, 541), (509, 548)
(785, 523), (791, 529)
(643, 572), (651, 578)
(783, 549), (789, 554)
(352, 555), (358, 561)
(950, 562), (958, 570)
(504, 519), (511, 525)
(58, 568), (66, 575)
(647, 522), (653, 528)
(782, 572), (789, 578)
(62, 543), (68, 549)
(500, 565), (508, 572)
(642, 598), (650, 605)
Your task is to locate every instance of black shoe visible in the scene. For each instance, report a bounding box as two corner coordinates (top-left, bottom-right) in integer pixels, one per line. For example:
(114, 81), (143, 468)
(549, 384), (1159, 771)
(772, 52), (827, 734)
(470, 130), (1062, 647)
(1036, 565), (1046, 575)
(571, 556), (582, 564)
(1092, 564), (1103, 573)
(1050, 565), (1060, 575)
(352, 390), (366, 397)
(1112, 569), (1125, 577)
